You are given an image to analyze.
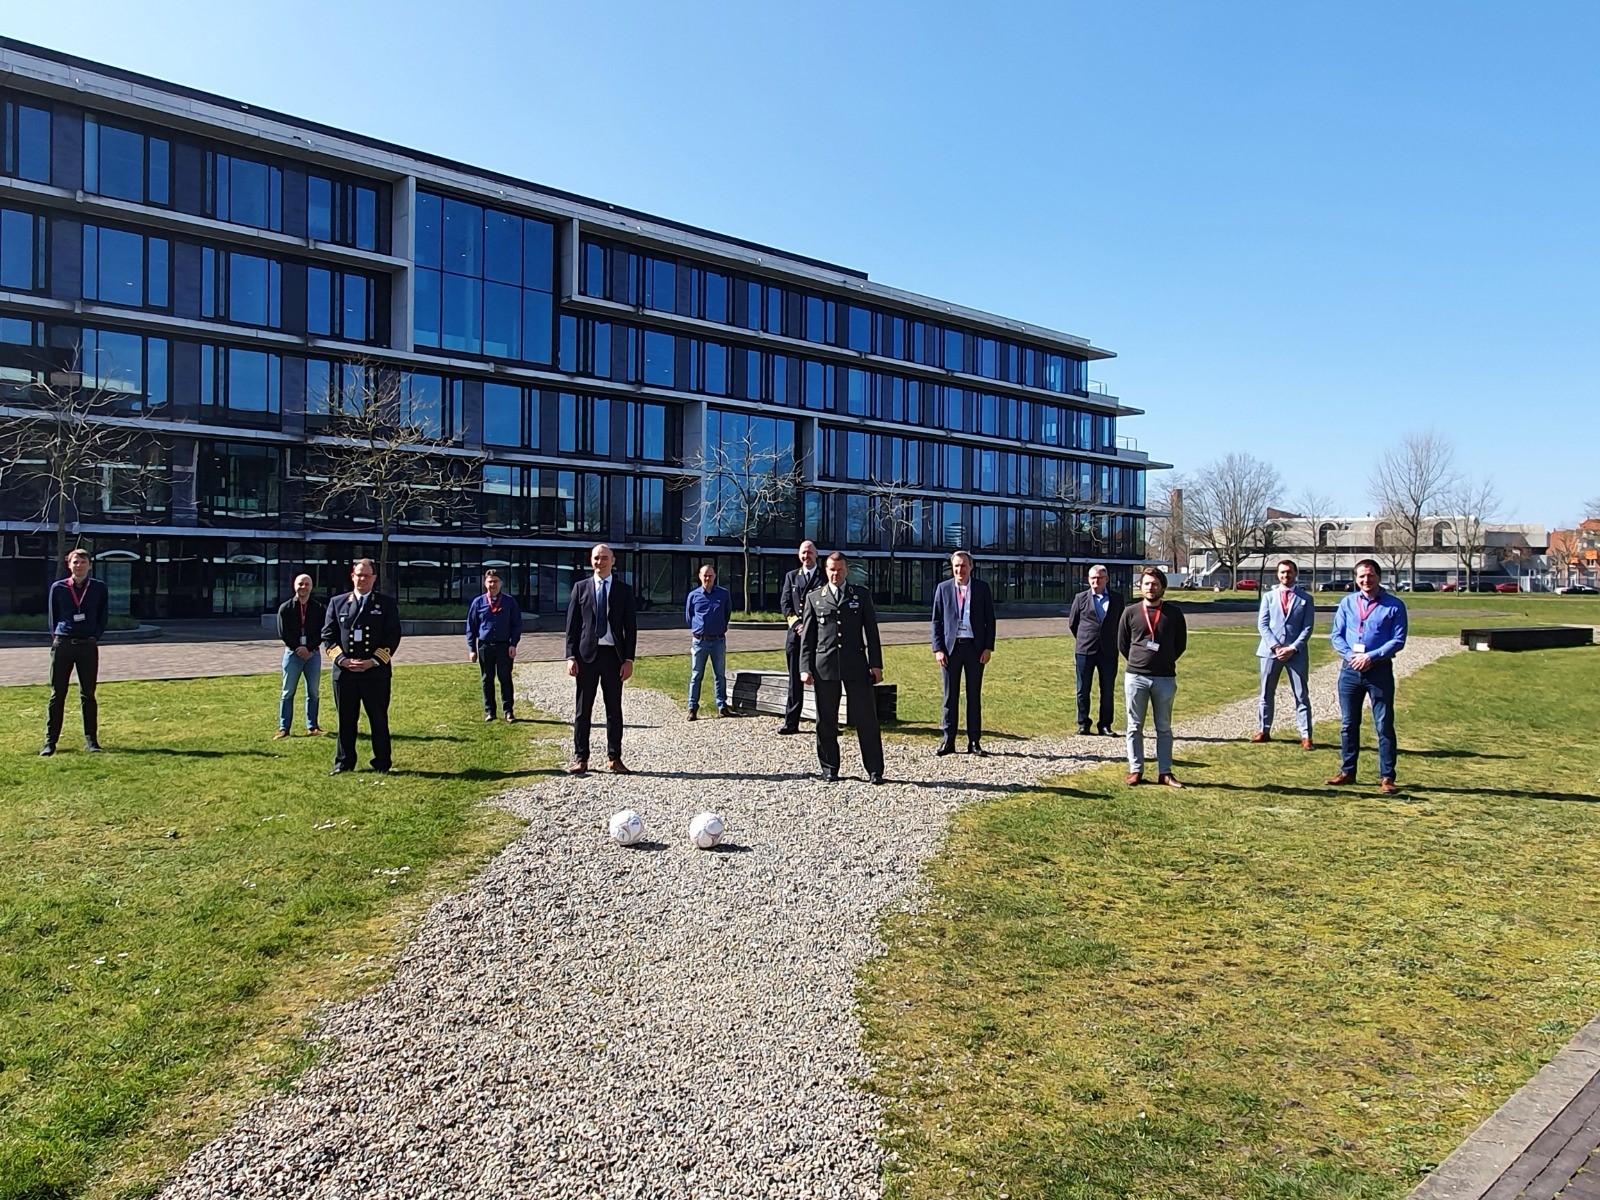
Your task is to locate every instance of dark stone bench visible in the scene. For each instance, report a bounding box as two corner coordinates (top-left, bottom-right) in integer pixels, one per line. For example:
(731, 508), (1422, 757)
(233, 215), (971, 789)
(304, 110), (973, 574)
(729, 669), (898, 725)
(1459, 626), (1594, 652)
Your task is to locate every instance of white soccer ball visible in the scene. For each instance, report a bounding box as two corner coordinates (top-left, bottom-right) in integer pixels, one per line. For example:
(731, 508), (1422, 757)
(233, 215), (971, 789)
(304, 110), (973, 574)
(688, 811), (726, 849)
(608, 809), (645, 845)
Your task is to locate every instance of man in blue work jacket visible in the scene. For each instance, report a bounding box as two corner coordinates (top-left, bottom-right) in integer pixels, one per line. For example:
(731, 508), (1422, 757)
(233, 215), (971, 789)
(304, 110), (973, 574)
(1327, 558), (1408, 794)
(466, 568), (523, 722)
(684, 563), (735, 719)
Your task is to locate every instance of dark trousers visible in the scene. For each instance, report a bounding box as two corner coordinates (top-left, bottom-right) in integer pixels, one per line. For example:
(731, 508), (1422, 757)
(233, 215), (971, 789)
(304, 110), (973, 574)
(1337, 661), (1397, 780)
(1075, 650), (1117, 729)
(47, 637), (99, 746)
(478, 643), (515, 716)
(784, 632), (804, 727)
(940, 640), (986, 745)
(813, 675), (884, 777)
(574, 645), (625, 762)
(333, 667), (393, 771)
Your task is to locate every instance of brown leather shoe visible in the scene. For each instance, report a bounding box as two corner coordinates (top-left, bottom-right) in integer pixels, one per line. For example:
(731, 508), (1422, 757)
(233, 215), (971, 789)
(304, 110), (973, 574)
(607, 759), (633, 775)
(1125, 772), (1142, 786)
(273, 730), (289, 739)
(1325, 772), (1354, 785)
(1250, 731), (1270, 743)
(1379, 777), (1399, 795)
(1301, 737), (1314, 750)
(308, 728), (326, 737)
(566, 759), (589, 775)
(1157, 773), (1185, 789)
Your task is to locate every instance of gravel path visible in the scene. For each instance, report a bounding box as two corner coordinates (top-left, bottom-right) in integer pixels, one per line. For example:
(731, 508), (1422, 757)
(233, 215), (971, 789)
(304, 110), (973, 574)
(158, 638), (1461, 1199)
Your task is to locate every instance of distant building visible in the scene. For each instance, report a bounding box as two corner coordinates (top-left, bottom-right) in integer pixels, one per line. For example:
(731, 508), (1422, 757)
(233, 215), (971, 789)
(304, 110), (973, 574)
(1548, 520), (1600, 589)
(1185, 511), (1548, 588)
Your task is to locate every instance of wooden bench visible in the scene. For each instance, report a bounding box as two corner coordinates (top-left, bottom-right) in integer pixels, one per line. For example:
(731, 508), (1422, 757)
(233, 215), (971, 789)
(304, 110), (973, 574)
(729, 669), (898, 725)
(1459, 626), (1594, 652)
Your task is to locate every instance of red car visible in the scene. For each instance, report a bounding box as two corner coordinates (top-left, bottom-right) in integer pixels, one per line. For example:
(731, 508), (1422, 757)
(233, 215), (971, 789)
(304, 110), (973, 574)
(1439, 582), (1459, 592)
(1494, 581), (1520, 593)
(1236, 579), (1259, 590)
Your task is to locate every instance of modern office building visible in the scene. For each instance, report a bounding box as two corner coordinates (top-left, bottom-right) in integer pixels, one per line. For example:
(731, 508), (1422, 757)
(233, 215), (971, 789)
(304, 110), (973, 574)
(0, 38), (1162, 620)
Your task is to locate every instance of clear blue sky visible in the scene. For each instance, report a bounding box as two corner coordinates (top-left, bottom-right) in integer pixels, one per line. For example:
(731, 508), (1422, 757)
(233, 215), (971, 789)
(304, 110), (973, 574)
(8, 0), (1595, 527)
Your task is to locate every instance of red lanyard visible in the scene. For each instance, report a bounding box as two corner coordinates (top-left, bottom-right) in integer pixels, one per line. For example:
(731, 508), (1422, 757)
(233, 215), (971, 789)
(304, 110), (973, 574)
(1356, 595), (1378, 636)
(488, 595), (501, 615)
(67, 577), (89, 609)
(1141, 602), (1161, 641)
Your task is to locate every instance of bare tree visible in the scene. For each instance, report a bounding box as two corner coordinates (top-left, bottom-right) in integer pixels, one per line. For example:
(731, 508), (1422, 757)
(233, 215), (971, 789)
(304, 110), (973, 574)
(1369, 432), (1456, 587)
(866, 477), (921, 604)
(1182, 453), (1283, 588)
(1547, 528), (1578, 590)
(301, 361), (481, 589)
(1444, 477), (1500, 592)
(1292, 489), (1337, 589)
(1144, 472), (1188, 571)
(1038, 463), (1107, 592)
(676, 428), (802, 612)
(1586, 496), (1600, 520)
(0, 343), (167, 573)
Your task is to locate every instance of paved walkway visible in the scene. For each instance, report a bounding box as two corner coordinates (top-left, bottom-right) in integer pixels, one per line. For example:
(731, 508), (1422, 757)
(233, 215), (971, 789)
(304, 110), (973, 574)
(0, 611), (1259, 687)
(1411, 1016), (1600, 1200)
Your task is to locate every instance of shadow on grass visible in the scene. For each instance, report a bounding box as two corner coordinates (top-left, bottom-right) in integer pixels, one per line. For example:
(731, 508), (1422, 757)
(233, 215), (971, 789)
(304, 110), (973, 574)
(1406, 747), (1519, 760)
(114, 747), (277, 758)
(399, 767), (561, 782)
(1195, 780), (1600, 805)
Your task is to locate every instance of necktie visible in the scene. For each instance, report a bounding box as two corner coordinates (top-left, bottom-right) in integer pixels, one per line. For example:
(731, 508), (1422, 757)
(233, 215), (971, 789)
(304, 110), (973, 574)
(597, 578), (608, 630)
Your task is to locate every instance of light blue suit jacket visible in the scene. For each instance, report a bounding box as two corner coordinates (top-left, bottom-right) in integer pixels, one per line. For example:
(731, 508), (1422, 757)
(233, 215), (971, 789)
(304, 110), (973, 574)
(1256, 585), (1314, 659)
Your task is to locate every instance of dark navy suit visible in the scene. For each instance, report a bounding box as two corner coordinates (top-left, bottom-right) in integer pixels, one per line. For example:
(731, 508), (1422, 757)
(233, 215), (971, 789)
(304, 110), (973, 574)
(930, 576), (996, 748)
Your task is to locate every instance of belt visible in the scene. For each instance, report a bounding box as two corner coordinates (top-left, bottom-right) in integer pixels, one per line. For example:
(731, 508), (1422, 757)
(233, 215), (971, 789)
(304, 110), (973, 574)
(955, 636), (974, 642)
(56, 635), (98, 643)
(694, 634), (725, 641)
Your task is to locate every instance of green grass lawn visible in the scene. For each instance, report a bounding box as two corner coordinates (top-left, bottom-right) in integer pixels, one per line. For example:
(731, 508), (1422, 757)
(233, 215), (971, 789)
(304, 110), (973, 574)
(860, 644), (1600, 1199)
(0, 667), (553, 1200)
(631, 629), (1335, 738)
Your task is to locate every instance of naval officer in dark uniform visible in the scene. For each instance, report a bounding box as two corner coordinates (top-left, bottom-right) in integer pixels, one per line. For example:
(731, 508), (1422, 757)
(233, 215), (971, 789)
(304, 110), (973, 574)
(777, 539), (824, 734)
(799, 551), (886, 784)
(321, 558), (403, 775)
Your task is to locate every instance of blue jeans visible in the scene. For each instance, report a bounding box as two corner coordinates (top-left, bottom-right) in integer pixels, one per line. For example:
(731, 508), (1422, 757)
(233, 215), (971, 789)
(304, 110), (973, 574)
(1337, 661), (1397, 779)
(280, 648), (321, 731)
(687, 637), (727, 712)
(1124, 672), (1177, 776)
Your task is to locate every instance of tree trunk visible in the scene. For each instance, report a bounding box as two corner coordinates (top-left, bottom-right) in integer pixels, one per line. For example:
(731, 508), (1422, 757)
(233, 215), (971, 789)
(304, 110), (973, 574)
(740, 537), (752, 613)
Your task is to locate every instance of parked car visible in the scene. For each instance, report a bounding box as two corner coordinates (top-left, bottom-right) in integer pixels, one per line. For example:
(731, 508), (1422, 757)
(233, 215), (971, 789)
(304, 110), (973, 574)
(1439, 582), (1459, 592)
(1494, 581), (1520, 593)
(1320, 579), (1354, 592)
(1236, 579), (1259, 590)
(1556, 585), (1598, 595)
(1411, 582), (1436, 592)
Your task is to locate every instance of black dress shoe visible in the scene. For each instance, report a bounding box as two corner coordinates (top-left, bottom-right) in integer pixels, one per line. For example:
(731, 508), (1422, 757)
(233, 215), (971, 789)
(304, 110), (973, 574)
(935, 741), (956, 757)
(967, 742), (988, 757)
(777, 725), (800, 735)
(1097, 725), (1116, 737)
(329, 766), (350, 776)
(39, 744), (55, 757)
(1078, 725), (1093, 735)
(687, 709), (698, 722)
(85, 741), (102, 753)
(870, 773), (887, 785)
(372, 766), (391, 774)
(818, 768), (839, 782)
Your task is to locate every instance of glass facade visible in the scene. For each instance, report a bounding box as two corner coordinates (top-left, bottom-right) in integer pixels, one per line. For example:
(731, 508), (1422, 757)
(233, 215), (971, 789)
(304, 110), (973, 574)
(0, 54), (1156, 617)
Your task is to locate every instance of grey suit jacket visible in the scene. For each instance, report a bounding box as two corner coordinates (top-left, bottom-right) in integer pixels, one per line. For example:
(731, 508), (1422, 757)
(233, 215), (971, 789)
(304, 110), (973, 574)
(1256, 585), (1313, 659)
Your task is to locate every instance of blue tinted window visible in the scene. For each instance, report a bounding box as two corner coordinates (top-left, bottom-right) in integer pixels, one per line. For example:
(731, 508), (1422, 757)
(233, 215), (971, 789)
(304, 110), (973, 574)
(642, 404), (665, 460)
(147, 338), (168, 406)
(147, 238), (169, 308)
(764, 286), (784, 334)
(944, 328), (965, 372)
(99, 123), (145, 201)
(5, 102), (51, 183)
(482, 381), (522, 445)
(592, 397), (611, 456)
(846, 432), (868, 480)
(413, 191), (441, 268)
(643, 331), (674, 386)
(484, 209), (522, 285)
(354, 186), (376, 251)
(557, 392), (577, 452)
(442, 198), (482, 276)
(228, 348), (274, 412)
(229, 254), (271, 325)
(521, 290), (552, 365)
(308, 176), (334, 242)
(148, 138), (169, 205)
(582, 241), (605, 297)
(230, 158), (270, 228)
(944, 445), (963, 489)
(341, 272), (367, 341)
(523, 220), (554, 291)
(0, 209), (37, 290)
(703, 342), (726, 395)
(483, 281), (521, 358)
(845, 369), (868, 416)
(441, 274), (482, 352)
(703, 271), (727, 323)
(413, 267), (439, 347)
(847, 306), (870, 352)
(307, 266), (332, 336)
(646, 258), (675, 312)
(95, 228), (145, 307)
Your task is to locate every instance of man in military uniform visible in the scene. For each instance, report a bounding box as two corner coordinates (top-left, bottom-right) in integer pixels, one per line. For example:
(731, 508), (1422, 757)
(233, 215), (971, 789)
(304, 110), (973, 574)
(778, 539), (824, 734)
(321, 558), (403, 775)
(799, 551), (886, 784)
